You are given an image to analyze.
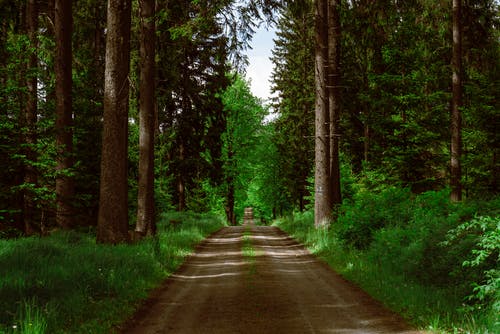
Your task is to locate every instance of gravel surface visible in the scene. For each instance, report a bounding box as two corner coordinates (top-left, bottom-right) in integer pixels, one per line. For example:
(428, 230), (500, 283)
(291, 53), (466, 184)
(121, 224), (422, 333)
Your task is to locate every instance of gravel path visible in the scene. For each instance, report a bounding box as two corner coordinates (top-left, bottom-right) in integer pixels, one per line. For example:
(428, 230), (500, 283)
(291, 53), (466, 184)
(121, 224), (422, 333)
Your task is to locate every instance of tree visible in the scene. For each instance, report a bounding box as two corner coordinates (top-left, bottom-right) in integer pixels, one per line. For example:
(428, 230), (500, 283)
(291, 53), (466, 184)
(270, 0), (315, 212)
(97, 0), (132, 243)
(314, 0), (331, 227)
(135, 0), (156, 237)
(328, 0), (341, 208)
(450, 0), (463, 201)
(155, 0), (229, 211)
(55, 0), (74, 229)
(220, 75), (267, 225)
(23, 0), (39, 235)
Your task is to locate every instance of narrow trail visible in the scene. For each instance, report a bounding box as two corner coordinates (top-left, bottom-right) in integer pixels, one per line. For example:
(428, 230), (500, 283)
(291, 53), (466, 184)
(121, 224), (422, 333)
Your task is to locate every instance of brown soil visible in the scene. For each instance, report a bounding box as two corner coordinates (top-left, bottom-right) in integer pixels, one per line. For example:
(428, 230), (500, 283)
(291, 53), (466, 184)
(120, 224), (423, 333)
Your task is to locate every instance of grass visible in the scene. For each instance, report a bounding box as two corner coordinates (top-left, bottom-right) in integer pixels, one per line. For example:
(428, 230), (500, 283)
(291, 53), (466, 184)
(242, 226), (256, 277)
(0, 211), (225, 333)
(274, 210), (499, 334)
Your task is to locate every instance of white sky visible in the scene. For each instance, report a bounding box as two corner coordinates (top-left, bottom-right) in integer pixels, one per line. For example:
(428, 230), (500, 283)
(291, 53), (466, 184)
(244, 25), (277, 103)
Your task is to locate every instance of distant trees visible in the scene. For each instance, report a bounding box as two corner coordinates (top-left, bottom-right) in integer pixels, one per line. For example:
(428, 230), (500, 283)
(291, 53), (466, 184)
(220, 75), (267, 225)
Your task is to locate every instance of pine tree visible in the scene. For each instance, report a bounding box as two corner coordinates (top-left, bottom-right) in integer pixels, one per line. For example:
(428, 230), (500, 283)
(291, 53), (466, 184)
(450, 0), (463, 201)
(97, 0), (132, 243)
(314, 0), (331, 227)
(135, 0), (156, 237)
(55, 0), (74, 229)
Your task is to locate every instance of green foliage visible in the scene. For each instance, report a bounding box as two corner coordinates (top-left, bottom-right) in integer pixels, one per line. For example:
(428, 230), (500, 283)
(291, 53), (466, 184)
(219, 74), (274, 222)
(270, 1), (315, 212)
(17, 299), (48, 334)
(274, 188), (500, 333)
(335, 187), (413, 249)
(0, 212), (224, 333)
(445, 215), (500, 314)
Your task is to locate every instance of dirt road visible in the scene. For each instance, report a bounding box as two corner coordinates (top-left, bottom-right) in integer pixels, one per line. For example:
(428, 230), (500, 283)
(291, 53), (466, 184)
(121, 225), (421, 333)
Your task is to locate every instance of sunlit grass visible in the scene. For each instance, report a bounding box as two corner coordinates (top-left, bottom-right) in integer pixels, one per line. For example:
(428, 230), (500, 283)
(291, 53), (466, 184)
(242, 227), (256, 277)
(0, 211), (225, 333)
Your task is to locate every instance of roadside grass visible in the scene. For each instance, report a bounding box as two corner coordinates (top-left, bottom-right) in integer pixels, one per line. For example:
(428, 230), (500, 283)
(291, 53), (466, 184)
(274, 208), (499, 334)
(242, 226), (256, 277)
(0, 211), (225, 334)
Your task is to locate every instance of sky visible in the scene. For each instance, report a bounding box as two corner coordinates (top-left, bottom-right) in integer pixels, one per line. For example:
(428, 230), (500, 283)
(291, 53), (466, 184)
(244, 25), (277, 103)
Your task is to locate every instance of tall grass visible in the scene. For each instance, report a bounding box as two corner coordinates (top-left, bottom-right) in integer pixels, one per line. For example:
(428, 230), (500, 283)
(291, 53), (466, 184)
(274, 191), (499, 334)
(0, 211), (225, 333)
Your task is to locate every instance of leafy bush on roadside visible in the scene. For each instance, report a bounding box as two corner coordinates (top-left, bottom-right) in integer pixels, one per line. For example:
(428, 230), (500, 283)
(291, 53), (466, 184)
(335, 187), (413, 249)
(444, 215), (500, 314)
(277, 187), (499, 333)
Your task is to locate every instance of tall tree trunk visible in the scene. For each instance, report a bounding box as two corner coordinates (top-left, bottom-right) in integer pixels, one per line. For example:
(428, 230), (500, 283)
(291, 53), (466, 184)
(328, 0), (342, 209)
(55, 0), (74, 229)
(135, 0), (156, 237)
(225, 148), (235, 225)
(314, 0), (331, 227)
(97, 0), (132, 243)
(450, 0), (462, 202)
(177, 141), (186, 211)
(23, 0), (38, 235)
(226, 180), (235, 225)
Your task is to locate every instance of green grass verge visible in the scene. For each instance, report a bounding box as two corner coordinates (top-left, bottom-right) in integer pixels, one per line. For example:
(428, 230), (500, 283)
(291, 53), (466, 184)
(274, 210), (498, 334)
(242, 226), (256, 277)
(0, 211), (225, 333)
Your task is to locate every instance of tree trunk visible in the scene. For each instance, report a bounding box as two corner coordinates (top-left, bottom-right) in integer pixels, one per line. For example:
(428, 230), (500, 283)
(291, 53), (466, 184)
(55, 0), (74, 229)
(226, 181), (235, 225)
(225, 148), (236, 225)
(97, 0), (132, 243)
(328, 0), (342, 209)
(450, 0), (462, 202)
(23, 0), (38, 235)
(314, 0), (331, 227)
(135, 0), (156, 237)
(177, 141), (186, 212)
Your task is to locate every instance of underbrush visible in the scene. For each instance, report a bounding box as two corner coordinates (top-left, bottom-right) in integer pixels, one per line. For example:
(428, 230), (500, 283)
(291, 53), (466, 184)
(0, 211), (225, 333)
(274, 190), (499, 333)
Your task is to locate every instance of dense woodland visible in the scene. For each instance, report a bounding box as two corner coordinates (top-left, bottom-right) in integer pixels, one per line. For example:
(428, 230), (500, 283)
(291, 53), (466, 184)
(0, 0), (499, 332)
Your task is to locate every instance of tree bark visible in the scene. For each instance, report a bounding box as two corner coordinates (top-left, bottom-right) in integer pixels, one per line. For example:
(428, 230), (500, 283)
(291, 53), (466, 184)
(23, 0), (38, 235)
(97, 0), (132, 243)
(451, 0), (462, 202)
(314, 0), (331, 227)
(225, 147), (236, 225)
(177, 140), (186, 212)
(328, 0), (342, 209)
(135, 0), (156, 237)
(55, 0), (74, 229)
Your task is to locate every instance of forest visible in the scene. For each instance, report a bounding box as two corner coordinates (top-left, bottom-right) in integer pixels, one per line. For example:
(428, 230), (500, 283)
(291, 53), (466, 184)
(0, 0), (499, 333)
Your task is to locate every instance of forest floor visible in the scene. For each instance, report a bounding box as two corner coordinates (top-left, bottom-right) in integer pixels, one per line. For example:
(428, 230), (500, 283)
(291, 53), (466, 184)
(119, 223), (424, 333)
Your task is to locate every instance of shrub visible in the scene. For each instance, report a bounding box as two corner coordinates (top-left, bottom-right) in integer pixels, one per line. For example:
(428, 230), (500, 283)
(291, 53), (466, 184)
(335, 187), (413, 249)
(444, 215), (500, 314)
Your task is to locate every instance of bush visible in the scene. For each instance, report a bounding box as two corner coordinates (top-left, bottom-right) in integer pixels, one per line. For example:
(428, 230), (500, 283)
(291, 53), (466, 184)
(444, 215), (500, 314)
(335, 187), (413, 249)
(277, 188), (499, 333)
